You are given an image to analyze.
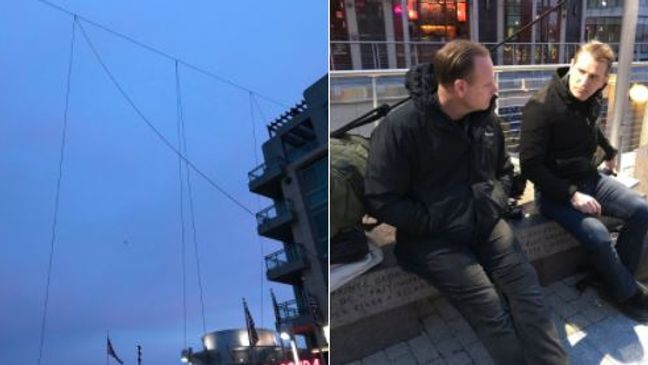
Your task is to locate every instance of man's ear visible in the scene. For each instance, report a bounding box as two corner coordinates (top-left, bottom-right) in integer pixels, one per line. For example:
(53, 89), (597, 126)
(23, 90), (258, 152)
(570, 58), (575, 69)
(454, 79), (466, 97)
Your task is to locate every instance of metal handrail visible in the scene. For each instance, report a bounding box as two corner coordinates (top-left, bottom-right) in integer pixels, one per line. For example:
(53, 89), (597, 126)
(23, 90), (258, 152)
(247, 156), (285, 182)
(265, 245), (303, 271)
(255, 200), (293, 225)
(277, 298), (308, 321)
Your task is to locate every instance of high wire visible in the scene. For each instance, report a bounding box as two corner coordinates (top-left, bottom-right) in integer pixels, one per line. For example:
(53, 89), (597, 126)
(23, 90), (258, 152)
(175, 60), (189, 348)
(176, 62), (208, 335)
(38, 15), (76, 365)
(34, 0), (290, 108)
(248, 92), (265, 328)
(75, 19), (255, 216)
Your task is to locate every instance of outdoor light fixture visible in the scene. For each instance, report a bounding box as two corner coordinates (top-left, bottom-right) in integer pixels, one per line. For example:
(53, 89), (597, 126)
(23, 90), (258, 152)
(323, 325), (330, 344)
(280, 331), (290, 341)
(630, 84), (648, 103)
(180, 347), (193, 363)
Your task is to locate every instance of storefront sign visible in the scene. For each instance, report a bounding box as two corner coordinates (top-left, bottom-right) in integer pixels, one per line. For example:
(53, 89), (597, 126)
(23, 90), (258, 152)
(279, 359), (320, 365)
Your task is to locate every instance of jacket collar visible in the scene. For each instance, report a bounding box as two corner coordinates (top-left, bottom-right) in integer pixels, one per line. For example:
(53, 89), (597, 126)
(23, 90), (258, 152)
(552, 66), (603, 108)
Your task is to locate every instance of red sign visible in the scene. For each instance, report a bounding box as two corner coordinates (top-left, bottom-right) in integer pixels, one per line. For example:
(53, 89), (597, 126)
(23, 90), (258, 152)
(280, 359), (320, 365)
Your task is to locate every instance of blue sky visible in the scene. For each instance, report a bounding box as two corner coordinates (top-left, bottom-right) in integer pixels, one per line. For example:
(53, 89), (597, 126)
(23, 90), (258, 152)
(0, 1), (327, 364)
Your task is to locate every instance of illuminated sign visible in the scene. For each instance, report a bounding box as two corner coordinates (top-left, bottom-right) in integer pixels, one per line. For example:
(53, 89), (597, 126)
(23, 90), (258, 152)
(457, 2), (467, 22)
(279, 359), (320, 365)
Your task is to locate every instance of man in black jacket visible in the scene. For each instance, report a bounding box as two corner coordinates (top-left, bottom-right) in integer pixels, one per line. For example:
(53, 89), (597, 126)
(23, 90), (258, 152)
(365, 40), (566, 365)
(520, 40), (648, 321)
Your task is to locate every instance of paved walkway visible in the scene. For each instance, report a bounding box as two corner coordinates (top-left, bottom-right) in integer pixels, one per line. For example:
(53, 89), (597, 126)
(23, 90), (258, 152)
(343, 274), (648, 365)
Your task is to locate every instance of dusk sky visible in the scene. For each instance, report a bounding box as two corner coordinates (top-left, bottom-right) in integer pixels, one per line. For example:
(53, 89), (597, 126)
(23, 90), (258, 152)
(0, 1), (326, 364)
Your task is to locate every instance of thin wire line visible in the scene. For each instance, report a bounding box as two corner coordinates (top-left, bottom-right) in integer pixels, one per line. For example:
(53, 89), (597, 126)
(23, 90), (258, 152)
(251, 94), (269, 126)
(175, 60), (188, 349)
(38, 15), (76, 365)
(74, 20), (254, 216)
(248, 92), (265, 328)
(34, 0), (289, 108)
(176, 63), (208, 335)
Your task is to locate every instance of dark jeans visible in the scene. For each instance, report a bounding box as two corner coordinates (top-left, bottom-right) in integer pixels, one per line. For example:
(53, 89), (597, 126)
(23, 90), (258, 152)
(537, 173), (648, 301)
(395, 220), (567, 365)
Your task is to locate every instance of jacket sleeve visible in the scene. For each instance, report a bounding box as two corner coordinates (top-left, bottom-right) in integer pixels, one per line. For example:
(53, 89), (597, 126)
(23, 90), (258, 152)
(597, 127), (618, 161)
(495, 117), (514, 196)
(364, 116), (442, 236)
(520, 100), (578, 202)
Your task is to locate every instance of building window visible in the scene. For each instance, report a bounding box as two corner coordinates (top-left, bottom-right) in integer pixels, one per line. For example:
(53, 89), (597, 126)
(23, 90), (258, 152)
(299, 158), (327, 255)
(587, 0), (622, 9)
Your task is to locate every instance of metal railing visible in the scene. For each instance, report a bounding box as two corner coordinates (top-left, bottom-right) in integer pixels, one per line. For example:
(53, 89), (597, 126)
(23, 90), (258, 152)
(330, 41), (648, 71)
(265, 245), (304, 271)
(276, 298), (308, 322)
(331, 63), (648, 155)
(247, 156), (285, 183)
(255, 200), (293, 226)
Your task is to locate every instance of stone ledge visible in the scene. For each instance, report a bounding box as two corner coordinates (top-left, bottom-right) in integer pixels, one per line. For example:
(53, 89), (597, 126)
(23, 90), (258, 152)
(331, 211), (624, 328)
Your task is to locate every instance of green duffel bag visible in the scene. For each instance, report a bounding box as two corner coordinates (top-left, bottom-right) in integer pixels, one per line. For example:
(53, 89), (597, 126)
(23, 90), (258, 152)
(330, 134), (370, 258)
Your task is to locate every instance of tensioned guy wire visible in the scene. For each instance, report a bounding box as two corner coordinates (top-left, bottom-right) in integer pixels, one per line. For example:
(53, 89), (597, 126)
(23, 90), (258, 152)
(176, 62), (208, 335)
(38, 15), (76, 365)
(175, 61), (189, 349)
(35, 0), (290, 108)
(248, 92), (265, 328)
(75, 19), (254, 216)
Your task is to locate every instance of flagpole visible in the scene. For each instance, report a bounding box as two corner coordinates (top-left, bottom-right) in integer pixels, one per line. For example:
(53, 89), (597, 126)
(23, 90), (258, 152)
(243, 298), (260, 365)
(270, 289), (288, 363)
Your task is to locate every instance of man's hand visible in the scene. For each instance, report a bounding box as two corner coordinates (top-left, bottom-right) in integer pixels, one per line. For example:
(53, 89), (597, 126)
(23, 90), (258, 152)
(570, 191), (602, 215)
(604, 158), (618, 175)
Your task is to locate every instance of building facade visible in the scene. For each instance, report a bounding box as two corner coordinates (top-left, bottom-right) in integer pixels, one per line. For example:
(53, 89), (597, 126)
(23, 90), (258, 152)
(248, 76), (328, 357)
(331, 0), (648, 70)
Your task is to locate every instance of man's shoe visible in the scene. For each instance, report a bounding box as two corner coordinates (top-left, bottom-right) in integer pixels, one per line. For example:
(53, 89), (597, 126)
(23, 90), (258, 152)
(592, 280), (648, 323)
(634, 281), (648, 305)
(616, 298), (648, 323)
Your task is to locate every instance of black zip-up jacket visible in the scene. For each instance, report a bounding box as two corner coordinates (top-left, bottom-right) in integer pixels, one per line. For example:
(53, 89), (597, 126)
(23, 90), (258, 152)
(364, 63), (514, 244)
(520, 67), (617, 202)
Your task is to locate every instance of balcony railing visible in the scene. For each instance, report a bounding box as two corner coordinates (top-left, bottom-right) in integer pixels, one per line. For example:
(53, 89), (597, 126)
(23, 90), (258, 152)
(256, 200), (295, 241)
(256, 200), (293, 226)
(248, 156), (285, 183)
(247, 156), (285, 199)
(265, 245), (305, 271)
(277, 298), (308, 322)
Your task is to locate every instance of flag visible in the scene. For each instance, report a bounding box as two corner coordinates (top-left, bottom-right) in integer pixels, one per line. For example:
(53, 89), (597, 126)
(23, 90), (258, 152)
(106, 336), (124, 364)
(304, 289), (322, 325)
(243, 298), (259, 347)
(270, 289), (281, 331)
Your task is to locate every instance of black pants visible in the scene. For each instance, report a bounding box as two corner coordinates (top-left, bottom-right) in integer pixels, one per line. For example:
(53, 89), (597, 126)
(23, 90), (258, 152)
(395, 220), (568, 365)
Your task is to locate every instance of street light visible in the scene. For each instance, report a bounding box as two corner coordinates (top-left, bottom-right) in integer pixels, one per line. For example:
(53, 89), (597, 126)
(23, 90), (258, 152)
(280, 331), (300, 365)
(630, 84), (648, 104)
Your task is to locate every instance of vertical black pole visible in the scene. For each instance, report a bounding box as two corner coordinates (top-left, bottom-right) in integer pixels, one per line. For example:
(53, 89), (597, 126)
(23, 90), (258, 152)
(137, 344), (142, 365)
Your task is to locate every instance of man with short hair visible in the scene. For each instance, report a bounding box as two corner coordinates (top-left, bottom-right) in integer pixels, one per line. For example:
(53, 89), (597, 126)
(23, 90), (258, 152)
(365, 40), (567, 365)
(520, 40), (648, 321)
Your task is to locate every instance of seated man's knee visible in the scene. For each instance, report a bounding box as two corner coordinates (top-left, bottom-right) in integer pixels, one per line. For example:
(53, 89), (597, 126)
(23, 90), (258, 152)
(581, 222), (613, 250)
(630, 198), (648, 222)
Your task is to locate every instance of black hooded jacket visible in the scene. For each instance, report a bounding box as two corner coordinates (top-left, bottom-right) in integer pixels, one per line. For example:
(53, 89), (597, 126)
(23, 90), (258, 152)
(520, 67), (618, 202)
(364, 64), (514, 244)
